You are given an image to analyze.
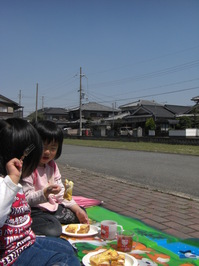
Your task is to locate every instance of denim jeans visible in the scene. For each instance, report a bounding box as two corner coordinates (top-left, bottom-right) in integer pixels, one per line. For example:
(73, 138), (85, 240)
(12, 236), (81, 266)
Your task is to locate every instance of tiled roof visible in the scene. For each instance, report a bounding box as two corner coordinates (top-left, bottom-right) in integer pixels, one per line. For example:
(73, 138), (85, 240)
(144, 105), (175, 118)
(42, 108), (68, 115)
(130, 105), (175, 118)
(69, 102), (117, 112)
(119, 99), (162, 109)
(165, 104), (191, 115)
(0, 94), (21, 107)
(119, 99), (191, 118)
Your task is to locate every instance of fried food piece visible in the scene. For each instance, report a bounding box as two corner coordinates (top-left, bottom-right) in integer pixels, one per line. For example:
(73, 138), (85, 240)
(77, 224), (90, 234)
(65, 224), (78, 234)
(90, 249), (125, 266)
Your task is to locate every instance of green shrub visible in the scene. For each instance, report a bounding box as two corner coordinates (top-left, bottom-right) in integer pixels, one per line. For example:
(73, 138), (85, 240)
(145, 118), (156, 131)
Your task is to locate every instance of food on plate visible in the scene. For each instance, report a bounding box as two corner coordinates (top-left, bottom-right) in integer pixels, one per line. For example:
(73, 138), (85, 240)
(65, 224), (90, 234)
(63, 179), (74, 200)
(90, 249), (125, 266)
(77, 224), (90, 234)
(65, 224), (78, 233)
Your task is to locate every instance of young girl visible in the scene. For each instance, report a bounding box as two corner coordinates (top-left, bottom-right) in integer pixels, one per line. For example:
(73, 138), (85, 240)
(21, 120), (88, 237)
(0, 118), (80, 266)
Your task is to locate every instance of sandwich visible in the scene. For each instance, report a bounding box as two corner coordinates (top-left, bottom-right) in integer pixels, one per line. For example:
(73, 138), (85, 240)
(77, 224), (90, 234)
(90, 249), (125, 266)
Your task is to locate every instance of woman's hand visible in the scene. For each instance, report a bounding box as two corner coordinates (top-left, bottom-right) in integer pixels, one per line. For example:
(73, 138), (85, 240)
(44, 184), (61, 199)
(6, 158), (23, 184)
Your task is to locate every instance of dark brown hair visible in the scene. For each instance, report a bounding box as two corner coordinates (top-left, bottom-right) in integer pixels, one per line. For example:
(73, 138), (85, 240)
(0, 118), (42, 177)
(33, 120), (63, 160)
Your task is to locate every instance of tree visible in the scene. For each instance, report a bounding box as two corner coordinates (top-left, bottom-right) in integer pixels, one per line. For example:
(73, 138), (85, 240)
(191, 105), (199, 128)
(177, 116), (192, 129)
(145, 117), (156, 131)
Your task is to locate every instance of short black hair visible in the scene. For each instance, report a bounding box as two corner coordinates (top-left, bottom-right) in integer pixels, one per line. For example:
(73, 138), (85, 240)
(34, 120), (63, 160)
(0, 118), (43, 177)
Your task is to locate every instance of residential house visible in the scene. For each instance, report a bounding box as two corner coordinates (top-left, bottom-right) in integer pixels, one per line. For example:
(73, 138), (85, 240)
(191, 96), (199, 104)
(177, 96), (199, 128)
(68, 102), (118, 121)
(65, 102), (118, 136)
(68, 102), (118, 125)
(26, 102), (118, 135)
(25, 99), (196, 137)
(27, 107), (69, 128)
(0, 94), (23, 119)
(105, 100), (192, 136)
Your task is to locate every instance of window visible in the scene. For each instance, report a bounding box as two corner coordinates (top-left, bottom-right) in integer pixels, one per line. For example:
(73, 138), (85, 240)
(0, 107), (7, 112)
(8, 107), (13, 113)
(161, 123), (169, 132)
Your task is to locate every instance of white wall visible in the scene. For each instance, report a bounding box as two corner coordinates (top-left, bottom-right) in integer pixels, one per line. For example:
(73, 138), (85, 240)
(100, 127), (106, 137)
(169, 129), (199, 137)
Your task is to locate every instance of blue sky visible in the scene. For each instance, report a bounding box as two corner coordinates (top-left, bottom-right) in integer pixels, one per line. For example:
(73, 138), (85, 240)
(1, 0), (199, 116)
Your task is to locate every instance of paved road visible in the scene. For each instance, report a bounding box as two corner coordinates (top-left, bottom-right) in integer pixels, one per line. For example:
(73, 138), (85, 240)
(58, 164), (199, 239)
(58, 144), (199, 200)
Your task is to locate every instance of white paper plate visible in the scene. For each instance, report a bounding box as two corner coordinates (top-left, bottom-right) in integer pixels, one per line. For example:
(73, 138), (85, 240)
(82, 249), (138, 266)
(62, 224), (99, 237)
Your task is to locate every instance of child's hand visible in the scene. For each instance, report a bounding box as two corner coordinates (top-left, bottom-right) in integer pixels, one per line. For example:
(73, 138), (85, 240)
(44, 185), (61, 199)
(74, 206), (89, 224)
(6, 158), (23, 184)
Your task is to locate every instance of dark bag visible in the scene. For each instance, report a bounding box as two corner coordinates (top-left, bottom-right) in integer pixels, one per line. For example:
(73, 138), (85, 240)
(53, 205), (80, 224)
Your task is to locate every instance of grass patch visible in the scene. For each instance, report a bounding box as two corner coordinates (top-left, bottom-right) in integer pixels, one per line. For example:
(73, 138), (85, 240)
(63, 138), (199, 156)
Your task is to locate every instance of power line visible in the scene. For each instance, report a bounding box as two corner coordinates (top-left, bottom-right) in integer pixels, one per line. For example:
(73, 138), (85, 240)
(89, 59), (199, 89)
(111, 78), (199, 98)
(40, 70), (79, 92)
(41, 77), (78, 94)
(97, 86), (199, 104)
(86, 44), (199, 76)
(85, 78), (199, 104)
(23, 47), (199, 101)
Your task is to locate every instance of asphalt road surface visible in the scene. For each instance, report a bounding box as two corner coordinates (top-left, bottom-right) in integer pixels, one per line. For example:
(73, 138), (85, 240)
(58, 144), (199, 200)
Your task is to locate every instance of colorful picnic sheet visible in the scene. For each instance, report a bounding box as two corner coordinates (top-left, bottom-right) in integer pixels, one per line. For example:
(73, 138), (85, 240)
(61, 206), (199, 266)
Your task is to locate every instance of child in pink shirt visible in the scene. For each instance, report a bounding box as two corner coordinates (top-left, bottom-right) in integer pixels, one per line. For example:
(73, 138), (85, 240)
(21, 120), (88, 237)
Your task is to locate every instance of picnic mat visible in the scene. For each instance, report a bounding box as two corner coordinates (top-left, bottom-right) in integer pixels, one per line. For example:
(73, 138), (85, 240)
(61, 206), (199, 265)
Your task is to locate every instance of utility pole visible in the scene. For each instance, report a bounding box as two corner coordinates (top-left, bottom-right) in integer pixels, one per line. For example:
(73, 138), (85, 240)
(35, 83), (38, 122)
(18, 90), (23, 118)
(79, 67), (82, 136)
(112, 102), (115, 129)
(42, 96), (44, 111)
(18, 90), (22, 106)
